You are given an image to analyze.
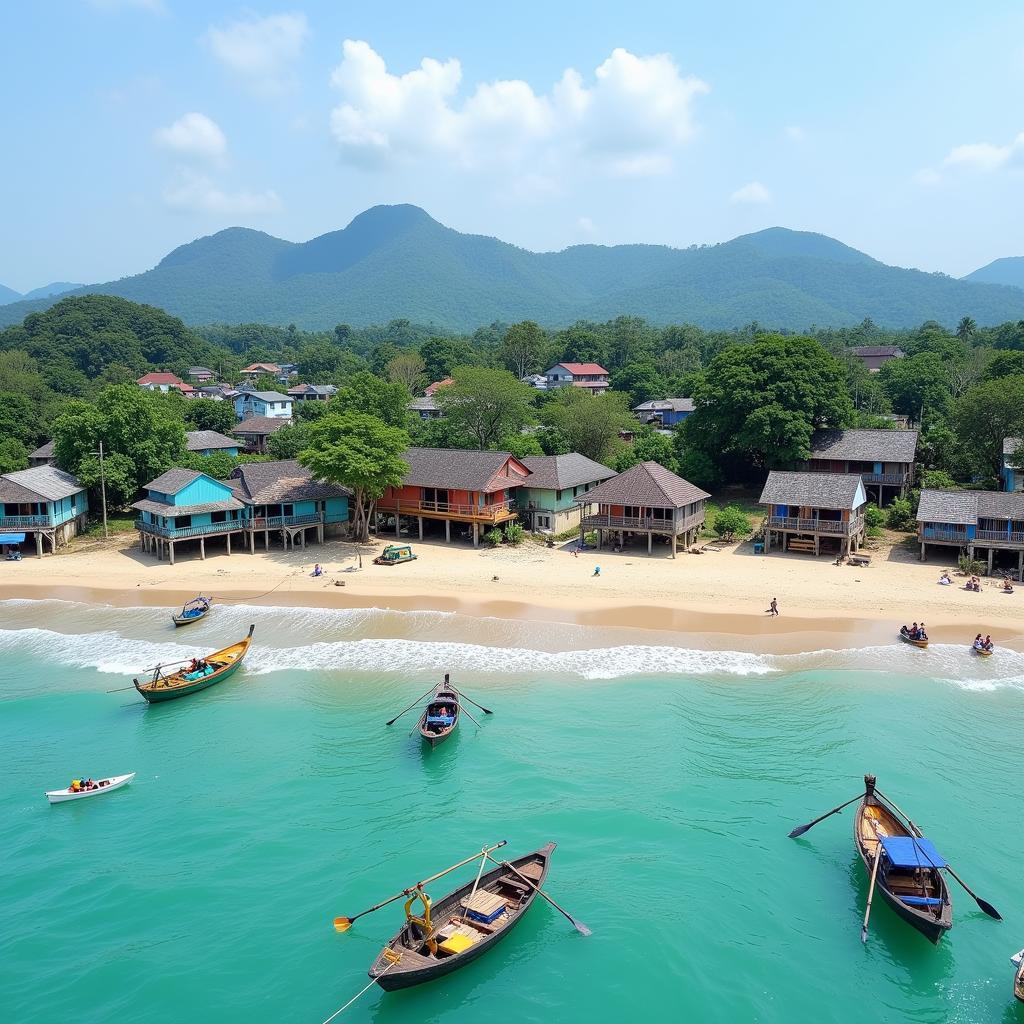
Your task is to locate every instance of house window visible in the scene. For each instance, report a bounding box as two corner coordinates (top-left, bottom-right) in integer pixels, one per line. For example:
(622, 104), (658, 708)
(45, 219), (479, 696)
(282, 504), (294, 517)
(556, 489), (563, 500)
(211, 511), (227, 524)
(174, 515), (192, 528)
(535, 513), (552, 530)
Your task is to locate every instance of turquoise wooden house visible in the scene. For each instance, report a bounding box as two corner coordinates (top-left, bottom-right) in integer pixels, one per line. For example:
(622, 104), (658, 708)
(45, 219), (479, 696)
(186, 430), (240, 458)
(134, 469), (248, 563)
(233, 390), (292, 420)
(917, 488), (1024, 576)
(0, 466), (89, 556)
(518, 454), (616, 533)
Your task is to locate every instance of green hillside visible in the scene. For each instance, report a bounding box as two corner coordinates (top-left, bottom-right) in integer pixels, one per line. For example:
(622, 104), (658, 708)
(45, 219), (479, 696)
(964, 256), (1024, 290)
(0, 282), (21, 304)
(3, 204), (1024, 330)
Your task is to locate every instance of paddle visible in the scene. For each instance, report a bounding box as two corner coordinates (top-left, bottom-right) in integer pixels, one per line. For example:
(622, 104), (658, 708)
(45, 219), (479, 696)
(862, 821), (884, 943)
(333, 840), (508, 932)
(453, 687), (493, 715)
(788, 793), (862, 839)
(459, 703), (483, 729)
(944, 863), (1002, 921)
(484, 855), (592, 936)
(386, 685), (436, 726)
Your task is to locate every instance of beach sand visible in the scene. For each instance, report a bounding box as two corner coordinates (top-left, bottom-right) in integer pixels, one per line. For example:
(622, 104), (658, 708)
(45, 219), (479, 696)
(2, 529), (1020, 655)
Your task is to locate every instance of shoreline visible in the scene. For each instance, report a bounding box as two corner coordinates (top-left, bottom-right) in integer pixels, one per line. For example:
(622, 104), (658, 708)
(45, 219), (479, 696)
(3, 531), (1023, 655)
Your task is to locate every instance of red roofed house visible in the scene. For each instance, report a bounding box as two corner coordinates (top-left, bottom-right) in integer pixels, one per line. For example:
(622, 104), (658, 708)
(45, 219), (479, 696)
(424, 378), (454, 397)
(376, 448), (527, 547)
(137, 372), (193, 395)
(544, 362), (610, 393)
(240, 362), (282, 379)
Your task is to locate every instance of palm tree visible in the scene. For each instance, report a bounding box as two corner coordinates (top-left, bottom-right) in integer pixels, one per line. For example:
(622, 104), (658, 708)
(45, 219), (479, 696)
(956, 316), (977, 342)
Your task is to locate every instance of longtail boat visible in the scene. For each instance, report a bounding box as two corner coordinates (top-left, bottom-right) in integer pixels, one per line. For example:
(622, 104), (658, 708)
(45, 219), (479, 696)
(172, 595), (211, 628)
(856, 774), (951, 944)
(1012, 948), (1024, 1003)
(133, 625), (255, 703)
(368, 842), (555, 991)
(899, 626), (928, 649)
(417, 676), (460, 748)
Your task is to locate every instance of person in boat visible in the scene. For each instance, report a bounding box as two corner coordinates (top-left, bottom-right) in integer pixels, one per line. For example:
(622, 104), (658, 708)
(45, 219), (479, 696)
(918, 622), (928, 640)
(908, 622), (920, 639)
(70, 779), (81, 792)
(984, 634), (993, 651)
(188, 658), (199, 673)
(974, 633), (983, 648)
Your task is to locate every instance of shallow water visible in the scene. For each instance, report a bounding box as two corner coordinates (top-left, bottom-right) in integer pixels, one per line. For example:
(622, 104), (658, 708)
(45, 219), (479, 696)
(1, 601), (1022, 1023)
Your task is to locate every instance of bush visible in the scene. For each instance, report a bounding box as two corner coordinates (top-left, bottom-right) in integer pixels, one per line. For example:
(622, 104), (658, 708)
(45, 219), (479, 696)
(503, 521), (525, 546)
(484, 527), (504, 547)
(920, 469), (958, 490)
(958, 555), (986, 576)
(864, 503), (885, 529)
(886, 497), (916, 531)
(712, 505), (752, 541)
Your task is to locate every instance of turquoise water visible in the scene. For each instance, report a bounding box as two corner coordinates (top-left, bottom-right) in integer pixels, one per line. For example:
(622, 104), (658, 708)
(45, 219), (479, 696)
(2, 601), (1023, 1023)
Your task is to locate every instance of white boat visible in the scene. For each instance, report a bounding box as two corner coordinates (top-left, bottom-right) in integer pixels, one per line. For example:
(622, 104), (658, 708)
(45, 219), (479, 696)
(46, 773), (135, 804)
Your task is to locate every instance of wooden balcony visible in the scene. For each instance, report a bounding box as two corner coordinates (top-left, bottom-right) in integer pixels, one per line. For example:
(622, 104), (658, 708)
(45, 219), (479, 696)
(920, 527), (969, 544)
(862, 472), (909, 486)
(136, 518), (246, 540)
(0, 514), (53, 529)
(377, 498), (517, 523)
(976, 529), (1024, 546)
(253, 513), (322, 529)
(580, 511), (705, 535)
(768, 515), (864, 536)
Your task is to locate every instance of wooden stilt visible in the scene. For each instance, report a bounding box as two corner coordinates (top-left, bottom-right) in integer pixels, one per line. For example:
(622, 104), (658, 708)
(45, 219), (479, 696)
(226, 532), (231, 555)
(418, 516), (424, 540)
(200, 536), (206, 560)
(445, 519), (451, 542)
(169, 541), (175, 565)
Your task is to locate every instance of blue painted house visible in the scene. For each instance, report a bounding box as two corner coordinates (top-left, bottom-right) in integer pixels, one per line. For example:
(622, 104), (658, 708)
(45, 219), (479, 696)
(186, 430), (240, 458)
(0, 465), (89, 556)
(633, 398), (694, 428)
(233, 391), (293, 420)
(917, 488), (1024, 575)
(1002, 437), (1023, 491)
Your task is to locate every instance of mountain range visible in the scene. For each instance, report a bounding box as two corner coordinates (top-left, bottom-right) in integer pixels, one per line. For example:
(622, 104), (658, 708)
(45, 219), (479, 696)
(2, 205), (1023, 331)
(963, 257), (1024, 291)
(0, 281), (83, 305)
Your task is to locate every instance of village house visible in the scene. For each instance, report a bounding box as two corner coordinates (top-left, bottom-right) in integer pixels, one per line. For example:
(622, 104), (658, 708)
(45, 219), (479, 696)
(287, 384), (337, 402)
(632, 398), (694, 428)
(233, 390), (293, 420)
(232, 416), (289, 454)
(188, 366), (216, 383)
(239, 362), (282, 380)
(424, 378), (453, 397)
(759, 471), (867, 557)
(1002, 438), (1023, 492)
(517, 454), (616, 534)
(407, 395), (443, 419)
(543, 362), (610, 394)
(28, 440), (55, 467)
(376, 447), (527, 547)
(576, 461), (709, 559)
(137, 371), (193, 395)
(0, 465), (89, 556)
(185, 430), (240, 458)
(801, 428), (918, 504)
(196, 385), (236, 402)
(917, 489), (1024, 576)
(849, 345), (906, 372)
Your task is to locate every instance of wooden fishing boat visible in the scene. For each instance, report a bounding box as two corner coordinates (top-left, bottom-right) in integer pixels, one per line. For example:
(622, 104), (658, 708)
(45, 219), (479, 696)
(855, 775), (951, 944)
(47, 772), (135, 804)
(970, 644), (993, 657)
(899, 627), (929, 649)
(1012, 948), (1024, 1003)
(172, 595), (211, 628)
(368, 842), (555, 991)
(133, 625), (255, 703)
(417, 677), (460, 748)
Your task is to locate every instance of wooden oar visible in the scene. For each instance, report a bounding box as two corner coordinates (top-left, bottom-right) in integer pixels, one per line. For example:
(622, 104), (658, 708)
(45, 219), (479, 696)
(453, 687), (493, 715)
(944, 863), (1002, 920)
(862, 821), (884, 943)
(485, 855), (591, 936)
(459, 703), (482, 728)
(386, 685), (436, 726)
(788, 793), (862, 838)
(333, 841), (507, 932)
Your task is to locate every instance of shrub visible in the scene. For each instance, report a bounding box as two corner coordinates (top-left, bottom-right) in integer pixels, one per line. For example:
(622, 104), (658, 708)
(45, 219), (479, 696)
(958, 555), (986, 576)
(484, 527), (504, 547)
(864, 503), (885, 529)
(920, 469), (958, 490)
(712, 505), (752, 541)
(503, 521), (525, 546)
(886, 497), (916, 532)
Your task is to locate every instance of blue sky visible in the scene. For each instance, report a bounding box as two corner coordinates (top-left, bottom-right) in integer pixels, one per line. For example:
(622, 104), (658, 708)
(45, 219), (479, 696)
(3, 1), (1024, 291)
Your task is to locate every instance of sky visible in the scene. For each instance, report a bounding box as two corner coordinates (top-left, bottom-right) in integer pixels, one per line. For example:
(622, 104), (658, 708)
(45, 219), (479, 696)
(3, 1), (1024, 292)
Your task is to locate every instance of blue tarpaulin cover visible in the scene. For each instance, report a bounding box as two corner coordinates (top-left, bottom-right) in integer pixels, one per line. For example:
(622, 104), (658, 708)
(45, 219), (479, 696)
(0, 533), (26, 544)
(880, 835), (947, 869)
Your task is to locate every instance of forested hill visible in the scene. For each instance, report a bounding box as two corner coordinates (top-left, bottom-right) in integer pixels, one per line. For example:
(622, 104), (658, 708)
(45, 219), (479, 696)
(964, 257), (1024, 291)
(4, 204), (1024, 331)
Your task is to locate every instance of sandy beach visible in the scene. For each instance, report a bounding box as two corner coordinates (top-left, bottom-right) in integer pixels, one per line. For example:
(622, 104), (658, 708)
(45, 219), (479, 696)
(2, 530), (1020, 654)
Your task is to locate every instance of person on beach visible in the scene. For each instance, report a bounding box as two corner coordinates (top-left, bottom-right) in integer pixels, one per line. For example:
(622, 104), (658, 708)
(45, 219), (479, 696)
(311, 563), (323, 577)
(1003, 578), (1014, 593)
(592, 565), (601, 577)
(938, 571), (951, 585)
(768, 597), (779, 617)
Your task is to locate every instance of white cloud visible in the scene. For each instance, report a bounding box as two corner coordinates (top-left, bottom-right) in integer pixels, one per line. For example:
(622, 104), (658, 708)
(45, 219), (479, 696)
(942, 133), (1024, 172)
(784, 125), (805, 142)
(730, 181), (771, 205)
(328, 42), (709, 178)
(154, 113), (227, 164)
(204, 12), (308, 94)
(161, 171), (281, 216)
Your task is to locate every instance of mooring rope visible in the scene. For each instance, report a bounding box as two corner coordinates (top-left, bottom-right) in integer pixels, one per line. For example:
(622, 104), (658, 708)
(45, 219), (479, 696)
(320, 962), (397, 1023)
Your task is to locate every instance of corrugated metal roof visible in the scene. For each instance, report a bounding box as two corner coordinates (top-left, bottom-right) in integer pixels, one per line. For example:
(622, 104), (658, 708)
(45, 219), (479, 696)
(633, 398), (695, 413)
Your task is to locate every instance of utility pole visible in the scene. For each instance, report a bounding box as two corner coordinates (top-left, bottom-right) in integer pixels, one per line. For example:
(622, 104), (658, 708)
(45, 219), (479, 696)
(92, 440), (109, 539)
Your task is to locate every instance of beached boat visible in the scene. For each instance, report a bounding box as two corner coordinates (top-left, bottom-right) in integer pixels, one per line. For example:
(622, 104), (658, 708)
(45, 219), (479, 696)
(970, 644), (993, 657)
(417, 678), (460, 748)
(1012, 948), (1024, 1003)
(855, 775), (951, 944)
(172, 595), (211, 628)
(133, 625), (255, 703)
(46, 772), (135, 804)
(368, 842), (555, 991)
(899, 627), (929, 649)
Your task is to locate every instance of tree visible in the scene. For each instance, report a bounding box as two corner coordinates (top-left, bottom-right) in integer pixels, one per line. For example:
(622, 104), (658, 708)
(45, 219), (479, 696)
(501, 432), (545, 459)
(419, 336), (474, 382)
(433, 367), (534, 450)
(333, 372), (410, 428)
(267, 423), (313, 460)
(682, 335), (854, 480)
(610, 362), (666, 406)
(298, 412), (410, 542)
(919, 469), (958, 490)
(499, 321), (546, 379)
(386, 352), (427, 395)
(540, 389), (633, 463)
(0, 437), (28, 473)
(956, 316), (977, 343)
(76, 450), (138, 508)
(51, 385), (186, 503)
(878, 352), (951, 423)
(614, 427), (678, 473)
(184, 399), (237, 434)
(953, 375), (1024, 478)
(712, 505), (752, 541)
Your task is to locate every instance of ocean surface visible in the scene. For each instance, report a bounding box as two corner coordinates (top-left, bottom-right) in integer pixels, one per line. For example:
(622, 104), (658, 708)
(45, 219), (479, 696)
(2, 600), (1023, 1024)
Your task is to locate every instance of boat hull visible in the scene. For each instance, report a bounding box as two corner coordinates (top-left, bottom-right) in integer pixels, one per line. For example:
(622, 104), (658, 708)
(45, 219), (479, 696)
(172, 611), (209, 627)
(418, 685), (460, 747)
(47, 772), (135, 804)
(370, 843), (554, 991)
(970, 646), (992, 657)
(137, 659), (243, 702)
(134, 625), (254, 703)
(1014, 954), (1024, 1002)
(899, 631), (928, 649)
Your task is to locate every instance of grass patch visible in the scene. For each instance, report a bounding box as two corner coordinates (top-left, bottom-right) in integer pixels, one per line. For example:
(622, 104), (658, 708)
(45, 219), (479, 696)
(84, 512), (137, 537)
(701, 498), (764, 539)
